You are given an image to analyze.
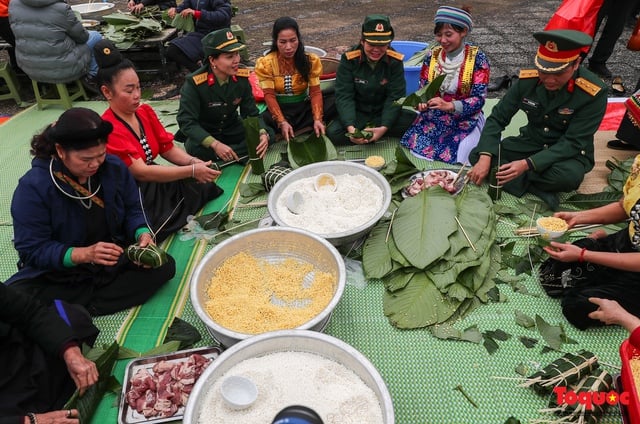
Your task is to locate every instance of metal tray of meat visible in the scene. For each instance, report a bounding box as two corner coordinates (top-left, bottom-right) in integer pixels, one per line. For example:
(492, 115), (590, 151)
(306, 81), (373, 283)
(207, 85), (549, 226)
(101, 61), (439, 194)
(118, 346), (221, 424)
(401, 169), (462, 198)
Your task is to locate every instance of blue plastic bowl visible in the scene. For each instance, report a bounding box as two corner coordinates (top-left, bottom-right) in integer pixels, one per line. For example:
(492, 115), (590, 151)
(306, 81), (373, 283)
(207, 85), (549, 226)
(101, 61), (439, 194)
(391, 40), (428, 95)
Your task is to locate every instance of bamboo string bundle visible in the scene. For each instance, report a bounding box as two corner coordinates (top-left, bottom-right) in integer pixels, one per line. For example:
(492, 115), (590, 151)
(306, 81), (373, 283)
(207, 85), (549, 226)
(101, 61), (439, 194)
(535, 370), (613, 424)
(520, 350), (599, 395)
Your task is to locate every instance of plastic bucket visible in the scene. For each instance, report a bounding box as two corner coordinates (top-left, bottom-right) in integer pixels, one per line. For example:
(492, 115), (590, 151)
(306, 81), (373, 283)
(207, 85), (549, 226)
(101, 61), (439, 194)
(391, 40), (428, 95)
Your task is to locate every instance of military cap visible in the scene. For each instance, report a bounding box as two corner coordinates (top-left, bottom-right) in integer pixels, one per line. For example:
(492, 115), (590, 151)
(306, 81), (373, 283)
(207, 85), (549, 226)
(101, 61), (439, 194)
(533, 29), (593, 74)
(202, 28), (245, 57)
(361, 14), (394, 45)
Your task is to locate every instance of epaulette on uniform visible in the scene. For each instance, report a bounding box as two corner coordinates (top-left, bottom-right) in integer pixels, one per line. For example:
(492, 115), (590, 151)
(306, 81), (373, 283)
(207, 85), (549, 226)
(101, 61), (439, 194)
(236, 68), (250, 78)
(192, 72), (208, 85)
(386, 49), (404, 61)
(519, 69), (539, 79)
(575, 77), (602, 96)
(345, 50), (361, 60)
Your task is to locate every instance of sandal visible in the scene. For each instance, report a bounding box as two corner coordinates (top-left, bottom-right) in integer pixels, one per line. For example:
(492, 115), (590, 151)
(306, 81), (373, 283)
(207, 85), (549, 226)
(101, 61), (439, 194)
(607, 139), (639, 150)
(612, 76), (626, 95)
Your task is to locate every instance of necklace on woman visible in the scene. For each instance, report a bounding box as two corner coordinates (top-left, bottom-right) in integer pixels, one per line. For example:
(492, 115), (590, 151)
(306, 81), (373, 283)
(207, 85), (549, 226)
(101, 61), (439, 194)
(437, 48), (465, 94)
(49, 157), (103, 209)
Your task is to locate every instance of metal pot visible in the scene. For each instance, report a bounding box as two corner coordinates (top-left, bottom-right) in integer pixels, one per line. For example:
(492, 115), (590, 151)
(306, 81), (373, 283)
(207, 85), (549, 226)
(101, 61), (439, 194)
(267, 161), (392, 246)
(190, 227), (346, 348)
(183, 330), (395, 423)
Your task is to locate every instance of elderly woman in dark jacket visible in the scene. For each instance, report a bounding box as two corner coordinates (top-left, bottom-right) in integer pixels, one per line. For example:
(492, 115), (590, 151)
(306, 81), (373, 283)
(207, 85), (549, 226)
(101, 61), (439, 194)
(165, 0), (232, 72)
(0, 284), (99, 424)
(6, 108), (175, 316)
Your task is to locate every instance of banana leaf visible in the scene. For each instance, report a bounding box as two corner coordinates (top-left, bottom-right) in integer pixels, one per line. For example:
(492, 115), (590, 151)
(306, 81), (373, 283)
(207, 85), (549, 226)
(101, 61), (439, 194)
(383, 272), (461, 328)
(243, 116), (265, 175)
(362, 220), (394, 278)
(64, 341), (120, 423)
(287, 133), (337, 169)
(403, 46), (429, 67)
(102, 12), (141, 25)
(193, 210), (229, 231)
(564, 191), (622, 209)
(171, 13), (195, 32)
(383, 268), (415, 293)
(394, 74), (446, 107)
(392, 187), (457, 269)
(163, 317), (203, 350)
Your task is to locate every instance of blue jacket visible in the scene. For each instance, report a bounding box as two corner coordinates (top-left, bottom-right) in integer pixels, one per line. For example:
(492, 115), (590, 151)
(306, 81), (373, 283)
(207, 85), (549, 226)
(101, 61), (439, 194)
(6, 155), (147, 285)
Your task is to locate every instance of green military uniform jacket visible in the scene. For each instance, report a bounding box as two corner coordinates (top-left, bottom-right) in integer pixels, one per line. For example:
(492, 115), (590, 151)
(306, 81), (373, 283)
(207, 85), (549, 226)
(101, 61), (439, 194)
(177, 64), (268, 160)
(469, 66), (607, 194)
(334, 45), (406, 129)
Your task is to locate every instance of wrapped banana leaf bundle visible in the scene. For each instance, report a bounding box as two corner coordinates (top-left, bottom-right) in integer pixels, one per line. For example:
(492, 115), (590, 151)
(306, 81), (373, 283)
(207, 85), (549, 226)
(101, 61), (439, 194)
(540, 370), (613, 424)
(125, 243), (168, 268)
(521, 350), (599, 395)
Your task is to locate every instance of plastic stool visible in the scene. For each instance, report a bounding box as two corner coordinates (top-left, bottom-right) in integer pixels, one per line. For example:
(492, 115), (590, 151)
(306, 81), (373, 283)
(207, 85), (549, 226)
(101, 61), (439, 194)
(231, 24), (250, 62)
(0, 62), (22, 105)
(31, 79), (88, 110)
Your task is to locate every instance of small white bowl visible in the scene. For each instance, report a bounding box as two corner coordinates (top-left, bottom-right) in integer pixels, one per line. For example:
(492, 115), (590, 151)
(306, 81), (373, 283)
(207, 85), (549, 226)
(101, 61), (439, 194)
(536, 217), (568, 240)
(220, 375), (258, 410)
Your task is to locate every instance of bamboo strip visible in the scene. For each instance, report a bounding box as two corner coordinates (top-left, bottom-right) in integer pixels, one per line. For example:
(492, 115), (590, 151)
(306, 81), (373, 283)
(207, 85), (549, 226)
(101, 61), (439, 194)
(454, 216), (476, 252)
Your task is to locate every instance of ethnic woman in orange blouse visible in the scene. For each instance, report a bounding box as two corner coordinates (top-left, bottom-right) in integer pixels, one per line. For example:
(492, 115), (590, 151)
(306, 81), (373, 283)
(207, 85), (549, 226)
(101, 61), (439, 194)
(255, 17), (336, 141)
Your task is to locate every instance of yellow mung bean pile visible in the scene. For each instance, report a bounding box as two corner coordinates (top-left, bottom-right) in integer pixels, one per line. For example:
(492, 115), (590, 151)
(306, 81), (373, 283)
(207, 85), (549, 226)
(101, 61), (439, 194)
(365, 155), (385, 168)
(538, 217), (568, 232)
(205, 252), (335, 334)
(631, 357), (640, 402)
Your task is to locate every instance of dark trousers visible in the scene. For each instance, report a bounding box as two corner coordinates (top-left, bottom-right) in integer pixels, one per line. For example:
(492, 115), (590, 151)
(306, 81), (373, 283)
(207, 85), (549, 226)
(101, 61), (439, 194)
(0, 17), (18, 71)
(589, 0), (640, 64)
(166, 44), (200, 72)
(543, 230), (640, 330)
(11, 256), (176, 316)
(616, 76), (640, 147)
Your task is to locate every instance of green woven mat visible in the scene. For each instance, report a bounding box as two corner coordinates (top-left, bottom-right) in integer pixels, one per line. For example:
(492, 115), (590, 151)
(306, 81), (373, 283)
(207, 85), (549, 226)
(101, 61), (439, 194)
(225, 138), (627, 423)
(0, 101), (629, 423)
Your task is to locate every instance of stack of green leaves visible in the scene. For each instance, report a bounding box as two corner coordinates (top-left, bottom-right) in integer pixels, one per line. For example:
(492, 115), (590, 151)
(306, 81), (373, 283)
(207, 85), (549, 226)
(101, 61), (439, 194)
(101, 12), (164, 50)
(362, 177), (500, 329)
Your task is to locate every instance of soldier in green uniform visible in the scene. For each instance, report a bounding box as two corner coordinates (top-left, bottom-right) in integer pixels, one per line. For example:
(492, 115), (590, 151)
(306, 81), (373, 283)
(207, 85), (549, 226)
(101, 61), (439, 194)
(176, 28), (274, 164)
(468, 29), (608, 209)
(326, 14), (417, 145)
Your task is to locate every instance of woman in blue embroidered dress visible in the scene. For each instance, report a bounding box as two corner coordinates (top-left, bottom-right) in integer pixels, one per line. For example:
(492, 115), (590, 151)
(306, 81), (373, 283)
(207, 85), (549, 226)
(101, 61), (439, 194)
(400, 6), (490, 165)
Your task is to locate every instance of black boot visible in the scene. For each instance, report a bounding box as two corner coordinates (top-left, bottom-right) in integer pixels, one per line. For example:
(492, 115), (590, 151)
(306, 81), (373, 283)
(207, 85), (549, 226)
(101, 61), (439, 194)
(487, 74), (511, 92)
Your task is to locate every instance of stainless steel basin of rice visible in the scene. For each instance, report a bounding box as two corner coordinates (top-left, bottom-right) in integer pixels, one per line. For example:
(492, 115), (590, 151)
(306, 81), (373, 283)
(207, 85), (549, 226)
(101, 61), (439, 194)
(183, 330), (395, 423)
(190, 227), (346, 348)
(267, 161), (392, 246)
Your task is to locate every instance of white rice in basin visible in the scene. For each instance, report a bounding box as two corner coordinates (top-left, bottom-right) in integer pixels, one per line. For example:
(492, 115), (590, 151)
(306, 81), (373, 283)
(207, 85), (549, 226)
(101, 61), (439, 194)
(276, 173), (384, 235)
(196, 351), (384, 423)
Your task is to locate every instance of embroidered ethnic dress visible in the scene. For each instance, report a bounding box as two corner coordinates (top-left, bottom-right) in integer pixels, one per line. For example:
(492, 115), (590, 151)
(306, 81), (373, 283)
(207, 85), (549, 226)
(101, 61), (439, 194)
(400, 43), (490, 164)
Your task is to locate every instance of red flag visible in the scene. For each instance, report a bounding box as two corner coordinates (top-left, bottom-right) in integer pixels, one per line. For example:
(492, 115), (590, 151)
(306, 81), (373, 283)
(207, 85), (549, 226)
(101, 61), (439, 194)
(544, 0), (604, 54)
